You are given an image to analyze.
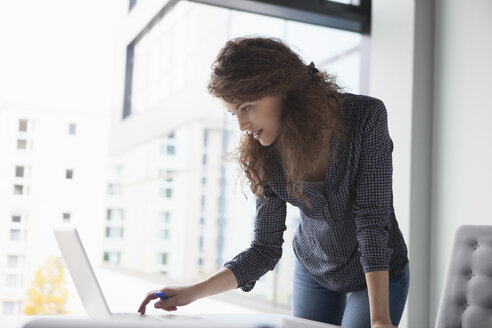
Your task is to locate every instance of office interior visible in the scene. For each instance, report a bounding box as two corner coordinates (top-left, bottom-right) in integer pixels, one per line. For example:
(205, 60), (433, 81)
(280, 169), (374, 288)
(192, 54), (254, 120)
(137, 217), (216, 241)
(0, 1), (491, 328)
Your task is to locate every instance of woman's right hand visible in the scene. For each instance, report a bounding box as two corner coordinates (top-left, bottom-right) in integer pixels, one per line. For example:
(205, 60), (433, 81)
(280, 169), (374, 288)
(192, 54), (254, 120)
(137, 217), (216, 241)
(138, 268), (238, 315)
(138, 285), (199, 314)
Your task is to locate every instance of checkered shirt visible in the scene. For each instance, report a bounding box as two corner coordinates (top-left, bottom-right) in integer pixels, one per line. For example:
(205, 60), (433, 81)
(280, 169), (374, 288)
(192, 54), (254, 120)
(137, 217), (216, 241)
(225, 94), (409, 292)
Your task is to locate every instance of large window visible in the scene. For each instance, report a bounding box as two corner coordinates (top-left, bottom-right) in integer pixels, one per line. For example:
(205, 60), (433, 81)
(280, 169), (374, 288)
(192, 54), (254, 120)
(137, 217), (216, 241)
(123, 2), (363, 118)
(114, 0), (364, 309)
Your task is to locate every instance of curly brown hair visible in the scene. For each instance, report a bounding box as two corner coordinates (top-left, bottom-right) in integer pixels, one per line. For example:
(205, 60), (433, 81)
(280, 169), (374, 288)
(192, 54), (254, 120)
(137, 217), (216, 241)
(208, 36), (346, 203)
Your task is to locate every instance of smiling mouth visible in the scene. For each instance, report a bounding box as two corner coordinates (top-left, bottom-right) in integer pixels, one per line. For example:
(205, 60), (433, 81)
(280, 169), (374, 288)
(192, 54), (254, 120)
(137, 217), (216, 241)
(252, 129), (263, 140)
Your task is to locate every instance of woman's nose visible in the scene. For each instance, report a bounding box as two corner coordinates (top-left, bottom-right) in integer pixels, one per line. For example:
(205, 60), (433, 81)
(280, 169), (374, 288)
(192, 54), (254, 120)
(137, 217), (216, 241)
(237, 116), (251, 132)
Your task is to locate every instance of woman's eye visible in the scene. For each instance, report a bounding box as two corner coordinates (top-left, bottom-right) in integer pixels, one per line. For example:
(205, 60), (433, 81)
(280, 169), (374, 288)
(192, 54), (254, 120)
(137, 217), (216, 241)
(241, 105), (251, 112)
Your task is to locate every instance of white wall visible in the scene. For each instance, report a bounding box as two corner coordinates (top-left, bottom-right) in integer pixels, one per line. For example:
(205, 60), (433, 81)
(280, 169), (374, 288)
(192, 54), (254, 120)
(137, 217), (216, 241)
(430, 0), (492, 326)
(371, 1), (492, 327)
(369, 1), (417, 327)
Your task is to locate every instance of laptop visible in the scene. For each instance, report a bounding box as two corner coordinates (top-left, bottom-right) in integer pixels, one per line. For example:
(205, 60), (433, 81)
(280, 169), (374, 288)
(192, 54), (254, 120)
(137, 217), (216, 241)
(53, 227), (254, 327)
(53, 227), (175, 321)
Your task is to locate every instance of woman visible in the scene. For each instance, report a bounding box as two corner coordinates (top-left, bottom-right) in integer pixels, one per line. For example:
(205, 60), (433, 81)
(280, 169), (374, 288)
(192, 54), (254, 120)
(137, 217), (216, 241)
(139, 37), (409, 328)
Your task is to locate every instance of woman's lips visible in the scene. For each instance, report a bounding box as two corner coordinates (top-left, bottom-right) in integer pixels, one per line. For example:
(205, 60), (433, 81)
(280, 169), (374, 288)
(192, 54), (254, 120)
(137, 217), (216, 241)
(253, 129), (263, 140)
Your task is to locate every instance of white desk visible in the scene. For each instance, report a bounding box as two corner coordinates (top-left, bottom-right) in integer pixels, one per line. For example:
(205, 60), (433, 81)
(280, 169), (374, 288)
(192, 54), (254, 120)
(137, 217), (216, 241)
(2, 313), (341, 328)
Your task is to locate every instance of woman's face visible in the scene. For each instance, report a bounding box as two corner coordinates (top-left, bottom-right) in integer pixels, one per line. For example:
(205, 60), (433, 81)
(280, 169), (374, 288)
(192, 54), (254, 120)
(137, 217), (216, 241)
(223, 95), (283, 146)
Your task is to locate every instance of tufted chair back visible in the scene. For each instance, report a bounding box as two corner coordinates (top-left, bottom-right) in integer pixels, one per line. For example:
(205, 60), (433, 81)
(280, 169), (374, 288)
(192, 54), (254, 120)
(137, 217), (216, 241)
(435, 225), (492, 328)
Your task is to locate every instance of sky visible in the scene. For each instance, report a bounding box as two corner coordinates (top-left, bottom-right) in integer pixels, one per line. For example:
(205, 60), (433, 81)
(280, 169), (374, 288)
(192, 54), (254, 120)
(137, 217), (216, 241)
(0, 0), (125, 114)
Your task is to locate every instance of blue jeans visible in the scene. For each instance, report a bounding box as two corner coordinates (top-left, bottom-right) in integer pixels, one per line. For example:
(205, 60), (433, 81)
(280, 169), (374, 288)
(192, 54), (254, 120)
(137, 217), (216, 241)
(292, 259), (409, 328)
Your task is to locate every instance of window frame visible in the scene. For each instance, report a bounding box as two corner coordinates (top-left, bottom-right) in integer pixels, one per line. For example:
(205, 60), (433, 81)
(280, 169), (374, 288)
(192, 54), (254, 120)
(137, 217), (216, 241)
(121, 0), (371, 119)
(116, 0), (371, 309)
(190, 0), (371, 33)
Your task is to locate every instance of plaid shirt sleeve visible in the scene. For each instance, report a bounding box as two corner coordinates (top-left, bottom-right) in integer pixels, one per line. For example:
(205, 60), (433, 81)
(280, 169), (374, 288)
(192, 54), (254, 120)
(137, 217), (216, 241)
(224, 184), (287, 291)
(353, 99), (395, 273)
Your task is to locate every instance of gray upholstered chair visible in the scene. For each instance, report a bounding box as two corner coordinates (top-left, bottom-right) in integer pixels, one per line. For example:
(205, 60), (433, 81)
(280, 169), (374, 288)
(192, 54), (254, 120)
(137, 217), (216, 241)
(435, 225), (492, 328)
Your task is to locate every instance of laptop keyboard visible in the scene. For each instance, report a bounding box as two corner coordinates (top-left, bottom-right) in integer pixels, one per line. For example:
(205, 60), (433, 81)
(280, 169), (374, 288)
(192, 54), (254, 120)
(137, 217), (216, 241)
(112, 312), (168, 321)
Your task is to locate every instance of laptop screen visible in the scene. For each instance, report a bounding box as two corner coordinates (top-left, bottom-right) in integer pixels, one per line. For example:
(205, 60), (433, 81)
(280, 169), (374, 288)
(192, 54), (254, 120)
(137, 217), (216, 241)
(53, 227), (112, 319)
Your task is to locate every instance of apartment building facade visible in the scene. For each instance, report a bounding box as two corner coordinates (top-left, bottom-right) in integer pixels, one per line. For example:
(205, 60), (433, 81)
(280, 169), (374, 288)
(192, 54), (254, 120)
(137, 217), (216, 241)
(0, 106), (110, 315)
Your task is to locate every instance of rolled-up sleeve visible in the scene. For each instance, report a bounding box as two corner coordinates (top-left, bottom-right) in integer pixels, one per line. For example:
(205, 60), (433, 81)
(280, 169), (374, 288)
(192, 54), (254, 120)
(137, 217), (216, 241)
(353, 100), (394, 273)
(224, 184), (287, 292)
